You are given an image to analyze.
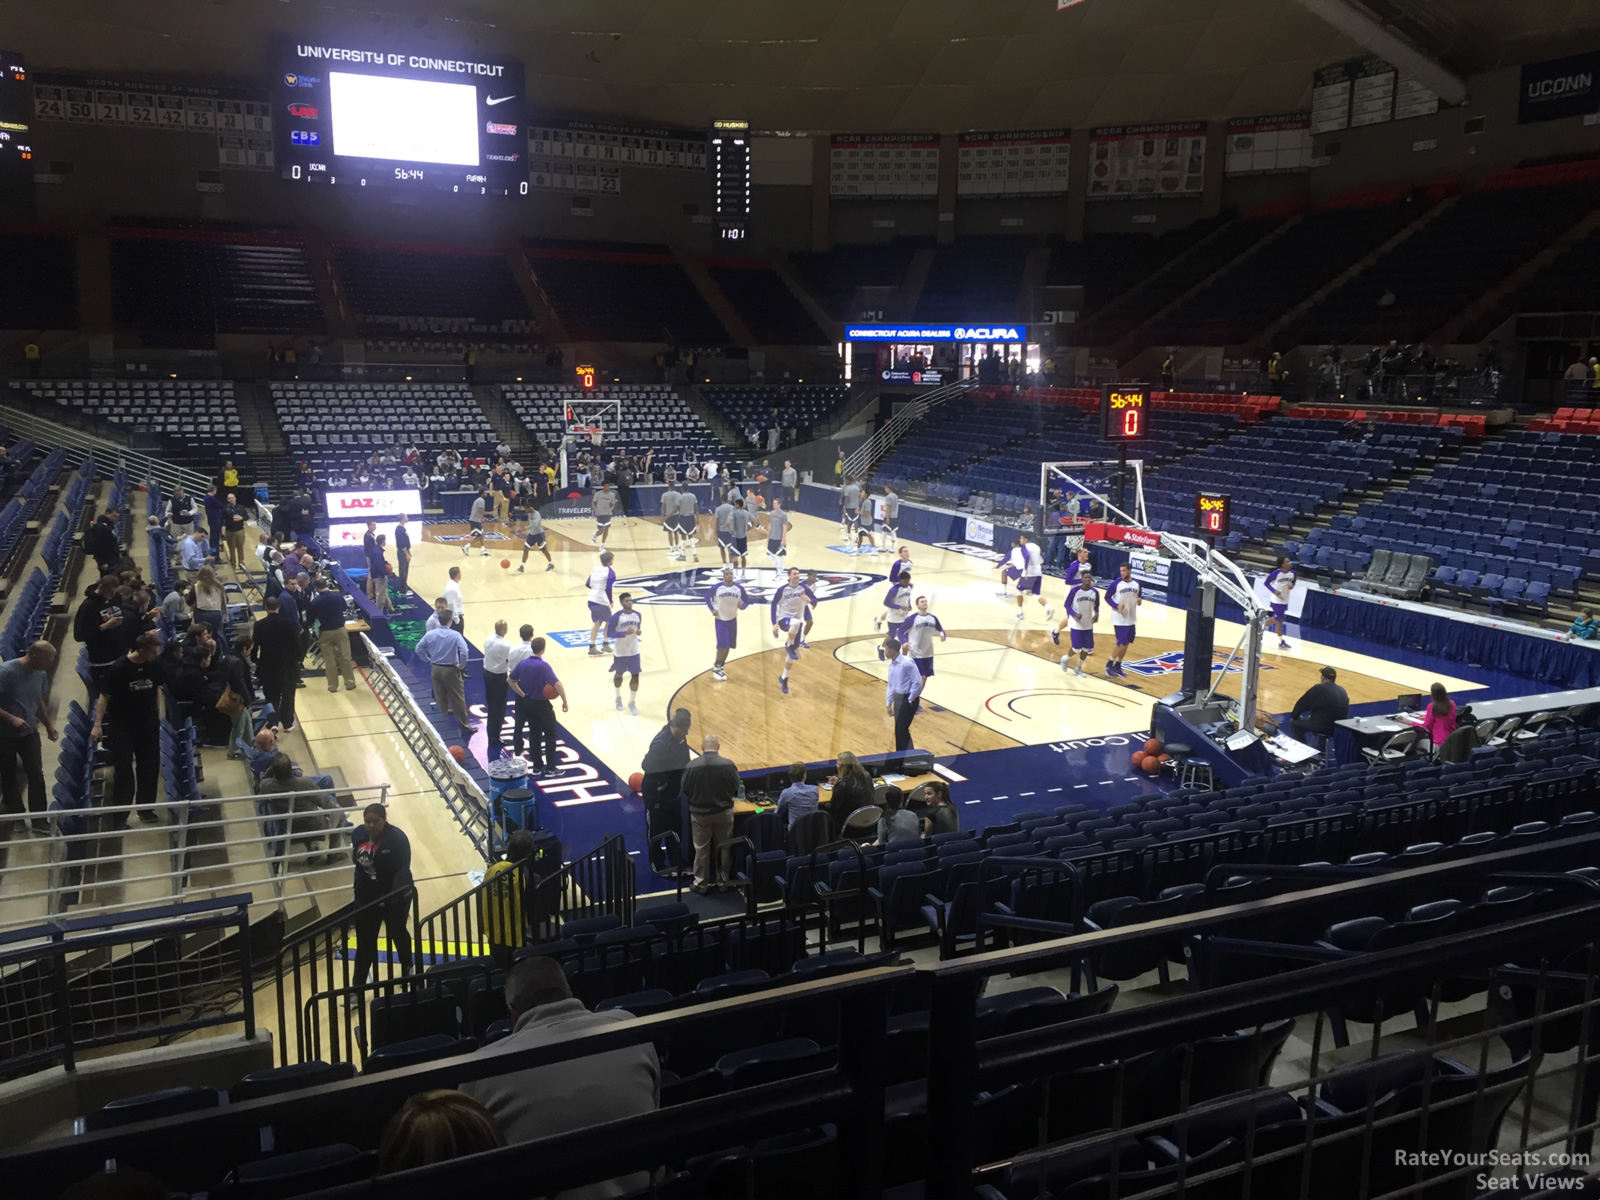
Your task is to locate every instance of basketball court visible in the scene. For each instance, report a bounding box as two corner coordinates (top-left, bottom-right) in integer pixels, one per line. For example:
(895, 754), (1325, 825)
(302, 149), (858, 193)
(369, 505), (1489, 888)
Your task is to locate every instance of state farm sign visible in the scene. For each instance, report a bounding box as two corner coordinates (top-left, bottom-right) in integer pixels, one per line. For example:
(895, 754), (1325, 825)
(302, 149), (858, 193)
(324, 489), (422, 518)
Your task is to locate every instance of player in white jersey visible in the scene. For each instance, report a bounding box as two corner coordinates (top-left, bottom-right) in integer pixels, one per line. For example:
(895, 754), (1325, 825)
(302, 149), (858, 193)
(1263, 556), (1295, 650)
(999, 534), (1053, 622)
(706, 566), (748, 681)
(876, 571), (914, 660)
(660, 486), (684, 559)
(605, 593), (644, 713)
(585, 550), (617, 657)
(1056, 569), (1101, 677)
(903, 596), (946, 677)
(800, 568), (821, 648)
(888, 546), (913, 586)
(1106, 561), (1142, 677)
(770, 567), (817, 695)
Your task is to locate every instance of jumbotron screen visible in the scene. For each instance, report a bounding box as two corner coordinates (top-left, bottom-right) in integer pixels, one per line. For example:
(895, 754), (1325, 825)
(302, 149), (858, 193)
(273, 41), (525, 194)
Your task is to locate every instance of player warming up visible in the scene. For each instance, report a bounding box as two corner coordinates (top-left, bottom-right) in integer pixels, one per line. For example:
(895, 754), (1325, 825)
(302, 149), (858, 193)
(876, 570), (913, 660)
(585, 550), (617, 657)
(1264, 557), (1295, 650)
(660, 482), (683, 560)
(770, 567), (817, 695)
(904, 596), (946, 677)
(591, 482), (618, 546)
(678, 485), (700, 562)
(854, 487), (878, 556)
(1107, 561), (1142, 676)
(607, 592), (643, 714)
(888, 545), (913, 585)
(516, 509), (554, 572)
(840, 477), (863, 545)
(727, 498), (755, 580)
(1057, 568), (1100, 677)
(706, 566), (748, 681)
(1000, 534), (1053, 622)
(879, 486), (901, 555)
(800, 568), (822, 649)
(714, 493), (736, 565)
(762, 496), (791, 571)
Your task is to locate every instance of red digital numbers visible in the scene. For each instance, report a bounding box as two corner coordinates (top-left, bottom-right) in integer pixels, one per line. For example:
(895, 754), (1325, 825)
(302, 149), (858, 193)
(1122, 408), (1143, 437)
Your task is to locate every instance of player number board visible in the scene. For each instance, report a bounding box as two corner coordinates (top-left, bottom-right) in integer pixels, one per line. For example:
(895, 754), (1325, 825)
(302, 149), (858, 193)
(1101, 385), (1149, 440)
(1195, 492), (1231, 537)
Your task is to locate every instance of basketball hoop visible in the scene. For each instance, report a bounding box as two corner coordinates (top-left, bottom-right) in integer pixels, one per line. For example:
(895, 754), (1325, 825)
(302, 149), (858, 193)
(567, 425), (603, 447)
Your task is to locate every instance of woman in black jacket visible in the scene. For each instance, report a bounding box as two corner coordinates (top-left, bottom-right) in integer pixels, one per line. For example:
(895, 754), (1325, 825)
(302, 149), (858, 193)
(826, 750), (875, 821)
(350, 804), (415, 1001)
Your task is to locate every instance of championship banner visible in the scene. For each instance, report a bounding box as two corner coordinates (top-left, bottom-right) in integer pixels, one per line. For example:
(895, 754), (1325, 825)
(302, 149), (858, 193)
(829, 133), (940, 198)
(957, 129), (1070, 197)
(1086, 122), (1204, 200)
(1224, 113), (1313, 176)
(30, 72), (271, 133)
(526, 118), (705, 170)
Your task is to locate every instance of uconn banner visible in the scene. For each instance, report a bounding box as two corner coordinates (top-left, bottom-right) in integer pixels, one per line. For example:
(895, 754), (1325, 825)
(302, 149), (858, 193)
(1520, 52), (1600, 124)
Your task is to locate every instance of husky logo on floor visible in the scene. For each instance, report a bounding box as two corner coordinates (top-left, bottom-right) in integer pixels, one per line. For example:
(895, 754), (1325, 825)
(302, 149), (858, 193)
(1123, 651), (1277, 677)
(433, 532), (512, 543)
(617, 567), (885, 606)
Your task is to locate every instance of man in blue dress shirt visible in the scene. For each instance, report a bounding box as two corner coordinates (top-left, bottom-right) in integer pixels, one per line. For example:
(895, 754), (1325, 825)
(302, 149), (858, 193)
(414, 623), (476, 736)
(885, 637), (924, 752)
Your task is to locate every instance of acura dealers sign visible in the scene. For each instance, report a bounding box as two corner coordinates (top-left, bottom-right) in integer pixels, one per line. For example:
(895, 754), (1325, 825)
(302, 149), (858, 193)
(324, 489), (423, 518)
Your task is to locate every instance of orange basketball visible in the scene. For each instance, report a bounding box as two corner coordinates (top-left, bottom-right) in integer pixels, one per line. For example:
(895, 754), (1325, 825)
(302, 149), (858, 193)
(543, 683), (560, 699)
(448, 744), (467, 764)
(1130, 750), (1146, 767)
(628, 772), (644, 793)
(1144, 738), (1163, 755)
(1141, 756), (1162, 774)
(1154, 753), (1171, 765)
(500, 559), (511, 569)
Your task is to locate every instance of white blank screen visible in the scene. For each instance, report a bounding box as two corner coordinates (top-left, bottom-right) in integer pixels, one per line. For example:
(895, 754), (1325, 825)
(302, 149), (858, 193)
(329, 71), (479, 167)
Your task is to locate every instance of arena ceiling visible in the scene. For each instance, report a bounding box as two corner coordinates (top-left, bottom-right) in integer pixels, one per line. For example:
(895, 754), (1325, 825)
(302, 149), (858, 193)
(11, 0), (1600, 132)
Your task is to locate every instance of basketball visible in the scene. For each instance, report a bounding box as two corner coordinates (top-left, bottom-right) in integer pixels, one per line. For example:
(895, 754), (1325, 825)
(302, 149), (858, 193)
(448, 744), (467, 764)
(1130, 752), (1147, 770)
(543, 684), (559, 699)
(1144, 738), (1163, 755)
(500, 559), (510, 569)
(1154, 753), (1171, 765)
(628, 771), (644, 793)
(1141, 756), (1162, 774)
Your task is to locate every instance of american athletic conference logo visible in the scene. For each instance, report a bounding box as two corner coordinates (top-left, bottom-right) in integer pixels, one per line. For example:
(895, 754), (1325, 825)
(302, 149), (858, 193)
(616, 567), (885, 606)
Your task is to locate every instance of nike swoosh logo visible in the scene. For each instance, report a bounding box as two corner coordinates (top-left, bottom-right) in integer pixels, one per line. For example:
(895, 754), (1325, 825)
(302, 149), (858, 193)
(486, 95), (515, 106)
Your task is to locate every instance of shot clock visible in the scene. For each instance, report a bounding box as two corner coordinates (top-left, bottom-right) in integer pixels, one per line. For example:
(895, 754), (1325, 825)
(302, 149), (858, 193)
(1101, 384), (1149, 441)
(1195, 492), (1231, 538)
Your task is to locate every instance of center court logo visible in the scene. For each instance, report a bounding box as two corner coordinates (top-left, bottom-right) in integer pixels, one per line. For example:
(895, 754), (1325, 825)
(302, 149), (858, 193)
(1122, 651), (1277, 678)
(616, 567), (885, 606)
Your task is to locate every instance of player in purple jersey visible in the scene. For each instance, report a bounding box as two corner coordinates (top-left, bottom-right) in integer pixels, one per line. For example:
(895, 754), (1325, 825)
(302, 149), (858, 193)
(876, 572), (914, 661)
(770, 567), (817, 694)
(1056, 570), (1101, 677)
(605, 593), (644, 714)
(706, 566), (748, 682)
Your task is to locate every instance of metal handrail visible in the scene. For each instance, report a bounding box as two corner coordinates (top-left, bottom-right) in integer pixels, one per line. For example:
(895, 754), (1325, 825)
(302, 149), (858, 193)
(841, 377), (979, 479)
(0, 399), (214, 496)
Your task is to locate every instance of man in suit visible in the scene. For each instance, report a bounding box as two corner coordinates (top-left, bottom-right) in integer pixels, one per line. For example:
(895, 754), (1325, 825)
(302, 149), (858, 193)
(253, 595), (303, 731)
(462, 956), (658, 1200)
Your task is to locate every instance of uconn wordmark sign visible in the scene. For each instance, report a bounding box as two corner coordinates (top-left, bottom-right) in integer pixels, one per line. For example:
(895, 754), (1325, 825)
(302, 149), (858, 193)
(1520, 51), (1600, 124)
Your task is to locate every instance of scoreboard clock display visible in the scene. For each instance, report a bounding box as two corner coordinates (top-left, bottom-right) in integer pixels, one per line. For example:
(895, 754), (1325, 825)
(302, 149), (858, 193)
(1101, 384), (1149, 440)
(711, 119), (750, 242)
(1195, 492), (1231, 537)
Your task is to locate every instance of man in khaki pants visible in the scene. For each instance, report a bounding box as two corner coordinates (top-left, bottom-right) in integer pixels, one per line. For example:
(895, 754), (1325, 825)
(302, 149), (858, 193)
(307, 583), (357, 691)
(681, 734), (740, 894)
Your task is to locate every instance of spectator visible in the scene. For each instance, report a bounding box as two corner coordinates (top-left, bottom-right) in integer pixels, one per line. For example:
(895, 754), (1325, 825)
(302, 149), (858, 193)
(377, 1090), (503, 1175)
(509, 637), (566, 771)
(682, 733), (739, 893)
(369, 535), (393, 614)
(462, 957), (658, 1194)
(191, 565), (226, 634)
(775, 761), (818, 830)
(308, 579), (356, 692)
(92, 631), (163, 828)
(246, 726), (335, 788)
(1420, 682), (1458, 749)
(640, 707), (692, 868)
(263, 752), (342, 865)
(165, 485), (195, 534)
(1286, 666), (1349, 745)
(221, 460), (239, 490)
(1570, 607), (1597, 640)
(917, 780), (959, 836)
(350, 803), (414, 998)
(876, 785), (920, 845)
(0, 641), (59, 839)
(179, 528), (213, 581)
(84, 509), (122, 576)
(394, 513), (413, 590)
(827, 750), (874, 818)
(253, 595), (302, 732)
(202, 486), (224, 549)
(425, 596), (454, 633)
(74, 575), (128, 709)
(220, 493), (250, 571)
(414, 621), (477, 736)
(223, 633), (256, 755)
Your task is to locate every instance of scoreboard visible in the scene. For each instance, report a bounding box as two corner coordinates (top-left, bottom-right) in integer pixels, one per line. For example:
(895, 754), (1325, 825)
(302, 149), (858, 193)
(0, 52), (31, 190)
(1195, 492), (1231, 537)
(1101, 385), (1149, 441)
(710, 119), (750, 242)
(273, 40), (526, 194)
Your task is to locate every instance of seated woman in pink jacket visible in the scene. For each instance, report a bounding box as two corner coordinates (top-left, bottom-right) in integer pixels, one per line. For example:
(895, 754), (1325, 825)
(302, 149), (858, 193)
(1420, 682), (1458, 748)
